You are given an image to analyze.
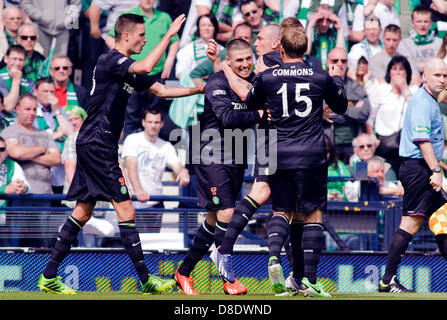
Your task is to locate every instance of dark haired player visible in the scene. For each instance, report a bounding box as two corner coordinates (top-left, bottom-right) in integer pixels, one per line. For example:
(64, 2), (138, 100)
(36, 13), (203, 295)
(175, 38), (266, 296)
(219, 29), (347, 298)
(214, 19), (327, 296)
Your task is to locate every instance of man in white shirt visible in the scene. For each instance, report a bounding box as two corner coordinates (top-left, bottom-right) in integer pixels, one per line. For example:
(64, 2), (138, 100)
(121, 108), (189, 232)
(348, 15), (382, 72)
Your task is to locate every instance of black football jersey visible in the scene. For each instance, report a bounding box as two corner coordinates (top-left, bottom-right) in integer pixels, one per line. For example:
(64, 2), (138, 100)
(77, 49), (156, 147)
(199, 71), (261, 166)
(246, 61), (347, 169)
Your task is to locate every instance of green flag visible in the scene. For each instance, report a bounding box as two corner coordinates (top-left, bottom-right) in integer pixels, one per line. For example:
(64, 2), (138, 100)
(37, 37), (56, 79)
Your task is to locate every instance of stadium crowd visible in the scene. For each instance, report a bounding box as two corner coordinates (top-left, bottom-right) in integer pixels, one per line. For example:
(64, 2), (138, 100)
(0, 0), (446, 249)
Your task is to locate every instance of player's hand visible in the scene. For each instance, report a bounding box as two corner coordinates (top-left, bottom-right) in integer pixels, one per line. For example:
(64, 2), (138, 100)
(323, 105), (334, 123)
(430, 172), (443, 192)
(167, 14), (186, 38)
(206, 39), (220, 63)
(328, 61), (344, 78)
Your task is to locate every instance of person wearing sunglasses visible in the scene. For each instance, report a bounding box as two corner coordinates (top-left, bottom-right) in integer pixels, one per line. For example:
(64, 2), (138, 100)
(15, 24), (45, 83)
(324, 47), (371, 165)
(49, 55), (89, 110)
(349, 132), (397, 182)
(240, 0), (266, 38)
(0, 136), (30, 247)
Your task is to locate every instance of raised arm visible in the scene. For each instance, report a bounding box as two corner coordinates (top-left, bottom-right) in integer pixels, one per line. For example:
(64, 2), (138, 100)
(130, 15), (186, 75)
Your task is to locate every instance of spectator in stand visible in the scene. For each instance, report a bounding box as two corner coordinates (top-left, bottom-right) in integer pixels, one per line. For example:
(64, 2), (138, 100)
(14, 23), (45, 82)
(345, 156), (404, 202)
(33, 77), (74, 196)
(325, 47), (371, 164)
(396, 5), (442, 76)
(175, 13), (220, 79)
(259, 0), (300, 25)
(349, 132), (397, 181)
(1, 93), (61, 247)
(89, 0), (139, 43)
(121, 108), (190, 233)
(369, 24), (420, 85)
(0, 135), (30, 247)
(1, 6), (22, 47)
(203, 0), (244, 44)
(22, 0), (81, 56)
(107, 0), (181, 140)
(352, 56), (369, 86)
(326, 134), (352, 201)
(347, 15), (382, 74)
(0, 45), (35, 126)
(240, 0), (267, 39)
(365, 55), (419, 174)
(306, 4), (346, 71)
(49, 55), (89, 110)
(351, 0), (400, 40)
(438, 33), (447, 65)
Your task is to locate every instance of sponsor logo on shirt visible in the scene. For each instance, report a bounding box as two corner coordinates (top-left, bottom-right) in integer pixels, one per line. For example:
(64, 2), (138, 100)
(118, 57), (128, 65)
(123, 82), (135, 94)
(232, 102), (247, 110)
(212, 89), (226, 96)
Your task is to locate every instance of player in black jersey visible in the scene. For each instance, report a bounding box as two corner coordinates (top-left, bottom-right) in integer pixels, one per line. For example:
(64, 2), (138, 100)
(214, 19), (327, 296)
(36, 13), (203, 295)
(175, 39), (266, 296)
(246, 28), (346, 297)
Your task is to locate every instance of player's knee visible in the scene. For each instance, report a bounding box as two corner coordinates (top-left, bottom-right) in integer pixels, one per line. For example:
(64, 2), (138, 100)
(400, 215), (423, 235)
(249, 182), (270, 204)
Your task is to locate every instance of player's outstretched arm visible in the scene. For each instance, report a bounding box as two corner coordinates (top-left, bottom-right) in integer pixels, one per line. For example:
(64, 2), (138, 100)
(131, 14), (186, 75)
(148, 81), (204, 98)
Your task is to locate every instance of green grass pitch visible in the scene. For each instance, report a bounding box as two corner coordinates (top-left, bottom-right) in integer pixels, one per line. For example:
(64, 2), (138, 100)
(1, 291), (447, 300)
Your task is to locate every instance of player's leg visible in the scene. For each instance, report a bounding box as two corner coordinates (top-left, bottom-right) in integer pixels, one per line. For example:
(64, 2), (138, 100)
(111, 199), (176, 294)
(37, 200), (95, 294)
(379, 215), (423, 292)
(379, 158), (439, 293)
(175, 211), (216, 295)
(214, 180), (267, 285)
(284, 213), (305, 295)
(218, 180), (269, 255)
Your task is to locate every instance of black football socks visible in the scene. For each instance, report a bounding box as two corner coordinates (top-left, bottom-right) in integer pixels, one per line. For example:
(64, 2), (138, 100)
(267, 214), (289, 263)
(302, 223), (325, 284)
(178, 220), (215, 277)
(43, 215), (85, 279)
(382, 228), (413, 284)
(119, 220), (149, 284)
(219, 196), (260, 255)
(290, 221), (304, 281)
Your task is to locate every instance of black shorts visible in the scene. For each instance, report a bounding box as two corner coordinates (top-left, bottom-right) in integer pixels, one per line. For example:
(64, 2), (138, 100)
(269, 164), (328, 213)
(66, 143), (130, 204)
(400, 158), (445, 217)
(195, 164), (245, 210)
(253, 161), (270, 183)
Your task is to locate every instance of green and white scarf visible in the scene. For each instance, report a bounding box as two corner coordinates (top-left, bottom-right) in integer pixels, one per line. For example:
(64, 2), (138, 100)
(410, 27), (436, 46)
(66, 80), (79, 107)
(211, 0), (236, 26)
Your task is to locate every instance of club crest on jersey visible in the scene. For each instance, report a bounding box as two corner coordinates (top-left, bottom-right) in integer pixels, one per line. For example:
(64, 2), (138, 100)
(123, 82), (134, 94)
(210, 187), (217, 195)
